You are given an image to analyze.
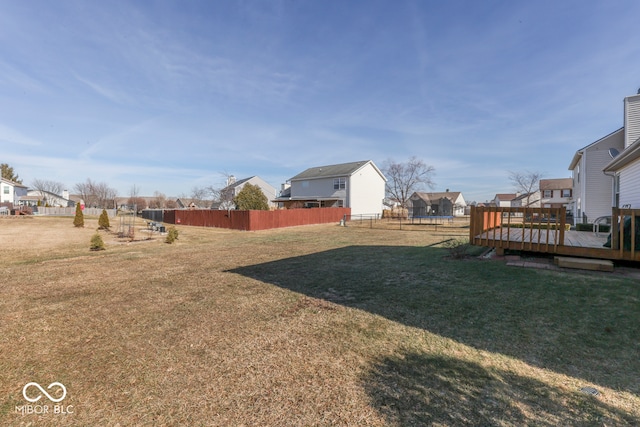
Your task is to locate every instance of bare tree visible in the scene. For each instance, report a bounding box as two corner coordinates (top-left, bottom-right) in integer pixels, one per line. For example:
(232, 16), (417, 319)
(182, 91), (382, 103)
(127, 184), (146, 211)
(31, 179), (65, 204)
(74, 179), (98, 208)
(508, 170), (543, 207)
(148, 191), (167, 209)
(190, 186), (209, 207)
(74, 178), (117, 208)
(382, 157), (436, 208)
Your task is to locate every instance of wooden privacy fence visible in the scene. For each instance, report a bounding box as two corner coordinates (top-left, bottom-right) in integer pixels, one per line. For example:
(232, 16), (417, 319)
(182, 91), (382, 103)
(161, 207), (351, 231)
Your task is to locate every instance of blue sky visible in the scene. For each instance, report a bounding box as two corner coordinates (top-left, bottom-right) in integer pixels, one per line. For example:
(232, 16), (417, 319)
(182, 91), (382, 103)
(2, 0), (640, 203)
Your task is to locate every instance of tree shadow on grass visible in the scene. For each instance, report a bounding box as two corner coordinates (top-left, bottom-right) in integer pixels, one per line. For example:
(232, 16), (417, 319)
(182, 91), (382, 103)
(227, 245), (640, 395)
(364, 350), (640, 426)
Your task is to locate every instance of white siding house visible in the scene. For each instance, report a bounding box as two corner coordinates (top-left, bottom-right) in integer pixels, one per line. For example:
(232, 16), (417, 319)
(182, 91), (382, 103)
(603, 92), (640, 208)
(0, 178), (28, 205)
(275, 160), (386, 216)
(540, 178), (573, 209)
(568, 128), (624, 224)
(493, 194), (517, 207)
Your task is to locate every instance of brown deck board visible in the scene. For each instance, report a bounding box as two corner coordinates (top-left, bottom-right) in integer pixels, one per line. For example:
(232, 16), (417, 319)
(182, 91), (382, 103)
(476, 228), (608, 249)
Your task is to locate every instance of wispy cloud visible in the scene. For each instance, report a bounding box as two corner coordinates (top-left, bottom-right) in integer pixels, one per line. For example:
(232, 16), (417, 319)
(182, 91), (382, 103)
(73, 73), (135, 105)
(0, 123), (42, 146)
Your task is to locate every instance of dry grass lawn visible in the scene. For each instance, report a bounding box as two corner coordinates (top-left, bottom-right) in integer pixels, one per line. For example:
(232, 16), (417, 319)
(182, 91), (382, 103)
(1, 215), (639, 426)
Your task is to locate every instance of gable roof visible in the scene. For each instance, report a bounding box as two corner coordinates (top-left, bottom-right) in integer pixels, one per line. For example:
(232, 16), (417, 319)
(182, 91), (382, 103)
(512, 191), (539, 202)
(411, 191), (463, 204)
(494, 193), (518, 201)
(568, 127), (624, 170)
(290, 160), (385, 181)
(222, 176), (254, 191)
(540, 178), (572, 190)
(603, 136), (640, 172)
(1, 178), (27, 188)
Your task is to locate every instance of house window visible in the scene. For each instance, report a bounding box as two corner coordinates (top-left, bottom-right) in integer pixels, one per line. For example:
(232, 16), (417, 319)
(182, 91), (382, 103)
(3, 186), (9, 194)
(543, 190), (552, 198)
(337, 200), (344, 207)
(333, 177), (346, 190)
(561, 189), (571, 198)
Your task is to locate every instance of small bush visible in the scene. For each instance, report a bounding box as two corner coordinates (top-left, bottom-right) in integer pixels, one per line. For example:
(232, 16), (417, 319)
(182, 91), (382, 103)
(73, 203), (84, 228)
(575, 223), (609, 232)
(90, 233), (105, 251)
(165, 226), (179, 244)
(442, 238), (469, 259)
(98, 209), (110, 230)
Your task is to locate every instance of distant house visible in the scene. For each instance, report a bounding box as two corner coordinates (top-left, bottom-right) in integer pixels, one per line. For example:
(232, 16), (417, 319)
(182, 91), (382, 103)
(0, 178), (28, 206)
(217, 176), (277, 210)
(408, 191), (466, 217)
(540, 178), (573, 209)
(274, 160), (386, 216)
(19, 189), (74, 208)
(493, 193), (518, 207)
(175, 198), (207, 209)
(568, 128), (624, 224)
(603, 92), (640, 208)
(510, 191), (541, 208)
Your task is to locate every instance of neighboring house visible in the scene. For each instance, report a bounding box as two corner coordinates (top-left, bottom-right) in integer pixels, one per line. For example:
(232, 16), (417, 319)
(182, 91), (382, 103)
(175, 198), (207, 209)
(493, 193), (518, 207)
(408, 191), (467, 217)
(511, 191), (541, 208)
(218, 176), (277, 210)
(0, 178), (28, 205)
(568, 128), (624, 224)
(540, 178), (573, 209)
(274, 160), (386, 216)
(19, 189), (74, 207)
(603, 91), (640, 208)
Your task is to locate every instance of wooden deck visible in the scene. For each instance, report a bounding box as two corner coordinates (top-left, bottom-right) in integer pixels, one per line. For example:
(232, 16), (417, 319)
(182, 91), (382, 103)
(477, 228), (608, 248)
(470, 206), (640, 262)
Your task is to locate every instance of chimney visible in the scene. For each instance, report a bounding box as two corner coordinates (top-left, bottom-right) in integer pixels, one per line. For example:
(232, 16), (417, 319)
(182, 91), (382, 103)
(62, 190), (69, 200)
(227, 175), (236, 186)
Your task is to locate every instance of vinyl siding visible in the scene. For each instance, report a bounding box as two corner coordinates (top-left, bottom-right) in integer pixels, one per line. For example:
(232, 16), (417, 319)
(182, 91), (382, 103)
(583, 134), (622, 220)
(624, 94), (640, 148)
(619, 161), (640, 208)
(348, 163), (385, 215)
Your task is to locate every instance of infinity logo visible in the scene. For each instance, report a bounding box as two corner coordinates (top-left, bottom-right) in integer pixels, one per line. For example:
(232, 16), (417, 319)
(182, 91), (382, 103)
(22, 382), (67, 403)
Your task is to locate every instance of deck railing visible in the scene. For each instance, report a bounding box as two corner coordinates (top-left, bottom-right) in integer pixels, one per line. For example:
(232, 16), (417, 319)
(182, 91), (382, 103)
(469, 206), (567, 252)
(610, 208), (640, 259)
(470, 206), (640, 261)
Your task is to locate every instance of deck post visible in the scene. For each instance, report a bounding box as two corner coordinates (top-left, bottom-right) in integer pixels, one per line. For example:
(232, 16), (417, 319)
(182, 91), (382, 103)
(611, 207), (620, 250)
(558, 207), (566, 247)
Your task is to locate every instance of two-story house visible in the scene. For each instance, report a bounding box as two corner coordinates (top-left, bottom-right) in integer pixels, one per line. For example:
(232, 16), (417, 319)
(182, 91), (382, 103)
(0, 178), (28, 206)
(275, 160), (386, 216)
(568, 128), (624, 224)
(539, 178), (573, 209)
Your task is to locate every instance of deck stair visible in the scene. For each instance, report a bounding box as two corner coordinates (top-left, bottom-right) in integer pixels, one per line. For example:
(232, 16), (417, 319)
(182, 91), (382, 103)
(554, 256), (614, 272)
